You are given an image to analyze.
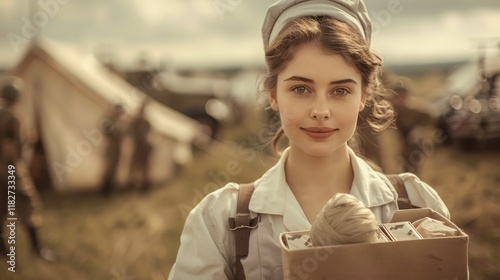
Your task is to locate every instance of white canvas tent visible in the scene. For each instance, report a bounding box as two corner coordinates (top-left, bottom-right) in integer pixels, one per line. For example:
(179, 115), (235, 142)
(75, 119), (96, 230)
(8, 38), (202, 191)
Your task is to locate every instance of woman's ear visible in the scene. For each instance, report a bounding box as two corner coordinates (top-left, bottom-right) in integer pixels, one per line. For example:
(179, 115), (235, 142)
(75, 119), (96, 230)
(269, 90), (279, 111)
(359, 93), (367, 112)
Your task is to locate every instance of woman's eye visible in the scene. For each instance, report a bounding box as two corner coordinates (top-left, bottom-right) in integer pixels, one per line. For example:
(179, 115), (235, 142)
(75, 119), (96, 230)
(333, 88), (349, 96)
(292, 86), (310, 94)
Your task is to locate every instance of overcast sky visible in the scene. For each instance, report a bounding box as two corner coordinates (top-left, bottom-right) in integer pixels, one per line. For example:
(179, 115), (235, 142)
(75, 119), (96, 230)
(1, 0), (500, 70)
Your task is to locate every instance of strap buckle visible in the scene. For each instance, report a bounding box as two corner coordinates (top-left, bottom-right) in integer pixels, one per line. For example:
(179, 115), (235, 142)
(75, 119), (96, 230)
(228, 214), (259, 231)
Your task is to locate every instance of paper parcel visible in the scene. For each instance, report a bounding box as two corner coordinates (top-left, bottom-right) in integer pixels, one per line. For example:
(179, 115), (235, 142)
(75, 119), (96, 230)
(280, 208), (469, 280)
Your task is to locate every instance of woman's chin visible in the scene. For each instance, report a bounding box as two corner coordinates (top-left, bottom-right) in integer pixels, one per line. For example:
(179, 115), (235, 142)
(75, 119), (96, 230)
(290, 142), (345, 158)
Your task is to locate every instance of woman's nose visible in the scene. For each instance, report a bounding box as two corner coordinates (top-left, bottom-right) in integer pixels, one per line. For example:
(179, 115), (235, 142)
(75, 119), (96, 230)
(310, 96), (330, 120)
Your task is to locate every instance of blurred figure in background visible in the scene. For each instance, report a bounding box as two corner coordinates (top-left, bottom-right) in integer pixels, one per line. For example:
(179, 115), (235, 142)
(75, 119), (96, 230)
(356, 72), (437, 175)
(355, 106), (384, 172)
(127, 98), (152, 193)
(385, 74), (436, 175)
(0, 77), (56, 262)
(101, 102), (125, 196)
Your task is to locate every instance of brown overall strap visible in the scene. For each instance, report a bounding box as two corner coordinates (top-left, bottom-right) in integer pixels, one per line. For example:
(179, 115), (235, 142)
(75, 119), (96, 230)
(386, 174), (418, 209)
(228, 183), (258, 280)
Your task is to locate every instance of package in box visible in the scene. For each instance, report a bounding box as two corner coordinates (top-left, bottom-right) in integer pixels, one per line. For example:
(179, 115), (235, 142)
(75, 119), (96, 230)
(381, 221), (422, 241)
(280, 208), (469, 280)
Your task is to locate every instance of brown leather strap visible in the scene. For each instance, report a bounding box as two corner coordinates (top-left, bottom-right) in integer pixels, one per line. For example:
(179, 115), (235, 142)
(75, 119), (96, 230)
(228, 183), (258, 280)
(386, 174), (418, 209)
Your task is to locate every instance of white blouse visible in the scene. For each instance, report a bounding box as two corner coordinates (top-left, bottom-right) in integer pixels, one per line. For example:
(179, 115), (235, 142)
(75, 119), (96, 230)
(168, 147), (450, 280)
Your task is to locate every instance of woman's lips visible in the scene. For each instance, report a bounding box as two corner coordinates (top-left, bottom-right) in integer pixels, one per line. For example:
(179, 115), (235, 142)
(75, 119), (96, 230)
(301, 127), (337, 139)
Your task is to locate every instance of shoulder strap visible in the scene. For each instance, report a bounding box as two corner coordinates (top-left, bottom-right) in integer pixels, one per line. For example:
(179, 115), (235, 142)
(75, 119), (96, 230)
(386, 174), (418, 209)
(228, 183), (259, 280)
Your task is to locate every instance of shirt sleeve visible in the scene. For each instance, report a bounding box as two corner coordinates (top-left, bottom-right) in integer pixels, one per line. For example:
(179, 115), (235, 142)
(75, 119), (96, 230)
(398, 173), (451, 219)
(168, 184), (238, 280)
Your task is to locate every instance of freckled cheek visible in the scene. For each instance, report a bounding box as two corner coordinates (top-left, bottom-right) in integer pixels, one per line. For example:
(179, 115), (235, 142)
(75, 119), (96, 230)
(278, 103), (304, 126)
(337, 110), (361, 129)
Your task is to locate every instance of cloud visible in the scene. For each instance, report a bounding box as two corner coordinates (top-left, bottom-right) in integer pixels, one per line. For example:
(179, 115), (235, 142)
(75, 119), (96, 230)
(0, 0), (23, 20)
(365, 0), (500, 17)
(372, 8), (500, 64)
(0, 0), (27, 35)
(129, 0), (218, 31)
(2, 0), (500, 70)
(130, 0), (182, 26)
(102, 35), (264, 70)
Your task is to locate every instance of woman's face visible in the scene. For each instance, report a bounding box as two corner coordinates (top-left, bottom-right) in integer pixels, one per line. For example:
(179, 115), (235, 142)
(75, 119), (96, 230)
(270, 43), (366, 157)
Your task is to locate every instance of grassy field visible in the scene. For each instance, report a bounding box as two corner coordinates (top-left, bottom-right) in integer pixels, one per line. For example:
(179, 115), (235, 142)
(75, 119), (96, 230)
(1, 110), (499, 280)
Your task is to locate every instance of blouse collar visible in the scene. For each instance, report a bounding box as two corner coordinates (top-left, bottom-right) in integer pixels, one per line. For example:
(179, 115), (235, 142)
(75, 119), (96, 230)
(249, 147), (395, 231)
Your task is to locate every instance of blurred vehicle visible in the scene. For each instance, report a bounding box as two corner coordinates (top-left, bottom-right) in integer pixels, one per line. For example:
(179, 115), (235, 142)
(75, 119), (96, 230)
(124, 69), (241, 138)
(428, 55), (500, 149)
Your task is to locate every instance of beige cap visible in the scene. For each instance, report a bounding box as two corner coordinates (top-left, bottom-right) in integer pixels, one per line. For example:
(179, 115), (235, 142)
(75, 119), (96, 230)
(262, 0), (372, 48)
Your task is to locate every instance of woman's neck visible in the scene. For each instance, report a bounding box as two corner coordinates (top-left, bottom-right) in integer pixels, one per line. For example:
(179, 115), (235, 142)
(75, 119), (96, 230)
(285, 145), (354, 196)
(284, 144), (355, 224)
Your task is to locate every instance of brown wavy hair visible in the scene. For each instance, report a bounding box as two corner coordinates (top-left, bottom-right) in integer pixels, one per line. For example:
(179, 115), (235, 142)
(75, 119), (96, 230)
(261, 16), (395, 155)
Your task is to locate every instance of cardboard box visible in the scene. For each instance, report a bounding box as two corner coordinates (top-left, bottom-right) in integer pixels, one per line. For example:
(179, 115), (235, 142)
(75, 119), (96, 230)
(280, 208), (469, 280)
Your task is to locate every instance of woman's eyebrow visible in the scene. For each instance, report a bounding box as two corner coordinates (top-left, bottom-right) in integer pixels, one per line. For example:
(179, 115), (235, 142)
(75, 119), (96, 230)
(283, 76), (357, 85)
(283, 76), (314, 83)
(329, 78), (357, 85)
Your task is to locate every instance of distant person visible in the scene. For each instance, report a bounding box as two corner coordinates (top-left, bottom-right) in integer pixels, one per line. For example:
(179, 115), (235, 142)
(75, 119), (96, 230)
(101, 103), (125, 196)
(358, 73), (438, 174)
(386, 75), (436, 174)
(127, 98), (152, 193)
(355, 105), (385, 171)
(0, 77), (56, 262)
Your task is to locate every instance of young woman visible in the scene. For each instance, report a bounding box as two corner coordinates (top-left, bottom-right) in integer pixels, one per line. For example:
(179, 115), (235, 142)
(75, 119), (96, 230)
(168, 0), (449, 279)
